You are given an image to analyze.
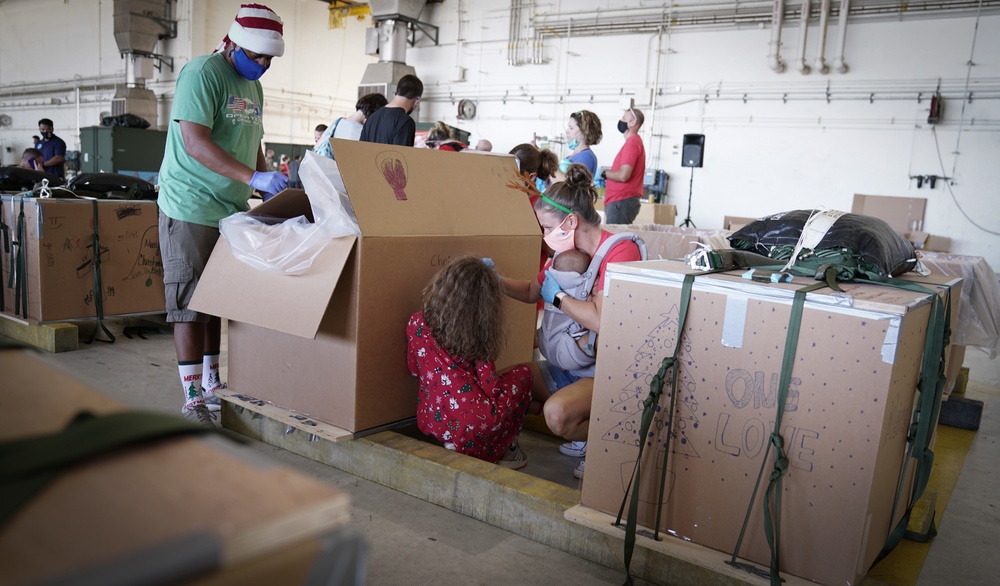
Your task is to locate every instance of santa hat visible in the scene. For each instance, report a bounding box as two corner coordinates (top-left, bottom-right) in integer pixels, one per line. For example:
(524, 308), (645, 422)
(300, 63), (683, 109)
(215, 4), (284, 57)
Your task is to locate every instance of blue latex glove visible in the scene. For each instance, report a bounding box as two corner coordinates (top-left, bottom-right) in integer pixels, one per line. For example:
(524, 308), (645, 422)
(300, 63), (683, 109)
(558, 158), (571, 174)
(482, 258), (501, 282)
(540, 270), (563, 304)
(250, 171), (288, 196)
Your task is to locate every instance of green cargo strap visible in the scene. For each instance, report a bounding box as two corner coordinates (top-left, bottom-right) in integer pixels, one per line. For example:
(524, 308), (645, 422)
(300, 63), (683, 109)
(614, 273), (697, 586)
(0, 410), (230, 528)
(865, 276), (950, 566)
(727, 279), (829, 585)
(8, 198), (28, 318)
(0, 197), (6, 313)
(85, 199), (115, 344)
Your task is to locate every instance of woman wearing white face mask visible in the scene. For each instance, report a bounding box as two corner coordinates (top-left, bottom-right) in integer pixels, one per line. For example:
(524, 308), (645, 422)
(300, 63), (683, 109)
(497, 164), (642, 479)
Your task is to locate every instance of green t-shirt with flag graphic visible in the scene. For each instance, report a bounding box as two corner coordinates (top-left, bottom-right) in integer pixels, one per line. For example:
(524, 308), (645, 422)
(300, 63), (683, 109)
(158, 52), (265, 228)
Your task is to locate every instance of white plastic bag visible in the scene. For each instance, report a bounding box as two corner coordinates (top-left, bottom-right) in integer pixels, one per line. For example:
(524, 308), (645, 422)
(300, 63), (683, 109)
(220, 151), (361, 275)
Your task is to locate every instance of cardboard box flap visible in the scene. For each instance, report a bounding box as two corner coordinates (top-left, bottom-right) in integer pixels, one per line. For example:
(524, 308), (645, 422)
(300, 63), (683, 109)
(191, 233), (357, 339)
(249, 187), (316, 222)
(329, 139), (541, 238)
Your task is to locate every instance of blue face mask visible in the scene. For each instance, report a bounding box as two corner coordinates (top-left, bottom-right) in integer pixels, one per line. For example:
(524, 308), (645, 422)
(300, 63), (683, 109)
(233, 48), (268, 81)
(568, 138), (579, 150)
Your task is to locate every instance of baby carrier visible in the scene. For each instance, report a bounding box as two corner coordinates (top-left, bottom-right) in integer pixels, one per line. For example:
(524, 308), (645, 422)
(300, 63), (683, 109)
(538, 232), (647, 374)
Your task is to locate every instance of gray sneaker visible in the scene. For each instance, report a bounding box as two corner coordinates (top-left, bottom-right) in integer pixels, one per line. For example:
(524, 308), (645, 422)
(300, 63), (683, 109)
(181, 403), (217, 426)
(202, 393), (222, 412)
(202, 383), (227, 412)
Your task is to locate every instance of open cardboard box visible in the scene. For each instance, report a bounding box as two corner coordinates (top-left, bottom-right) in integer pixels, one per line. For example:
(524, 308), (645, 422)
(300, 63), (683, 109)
(580, 259), (960, 586)
(191, 140), (541, 433)
(0, 196), (164, 323)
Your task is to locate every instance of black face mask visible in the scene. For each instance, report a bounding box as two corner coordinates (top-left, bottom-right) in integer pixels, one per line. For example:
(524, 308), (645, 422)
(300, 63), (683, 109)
(617, 120), (628, 134)
(40, 131), (53, 139)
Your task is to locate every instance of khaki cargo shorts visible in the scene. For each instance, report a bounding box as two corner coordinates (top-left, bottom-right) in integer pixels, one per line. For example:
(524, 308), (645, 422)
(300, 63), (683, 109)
(158, 210), (219, 323)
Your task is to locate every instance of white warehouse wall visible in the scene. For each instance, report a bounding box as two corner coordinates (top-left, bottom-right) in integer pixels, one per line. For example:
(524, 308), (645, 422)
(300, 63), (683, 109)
(0, 0), (997, 270)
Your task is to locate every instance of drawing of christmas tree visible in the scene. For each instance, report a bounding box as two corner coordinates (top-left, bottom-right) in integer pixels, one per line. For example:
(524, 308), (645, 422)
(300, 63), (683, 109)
(601, 302), (702, 462)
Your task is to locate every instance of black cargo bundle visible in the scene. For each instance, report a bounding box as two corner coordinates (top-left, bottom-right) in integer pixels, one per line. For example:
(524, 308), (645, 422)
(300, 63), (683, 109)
(67, 173), (156, 200)
(0, 166), (65, 191)
(728, 209), (917, 277)
(100, 113), (151, 129)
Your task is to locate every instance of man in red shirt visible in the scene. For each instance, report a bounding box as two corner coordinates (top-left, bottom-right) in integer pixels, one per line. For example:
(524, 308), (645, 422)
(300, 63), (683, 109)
(601, 108), (646, 225)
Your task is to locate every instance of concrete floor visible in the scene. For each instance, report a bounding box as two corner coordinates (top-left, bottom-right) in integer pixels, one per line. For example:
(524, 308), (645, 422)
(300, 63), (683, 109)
(27, 316), (1000, 586)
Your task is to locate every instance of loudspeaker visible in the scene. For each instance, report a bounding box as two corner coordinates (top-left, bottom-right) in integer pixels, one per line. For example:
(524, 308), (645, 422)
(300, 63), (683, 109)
(681, 134), (705, 168)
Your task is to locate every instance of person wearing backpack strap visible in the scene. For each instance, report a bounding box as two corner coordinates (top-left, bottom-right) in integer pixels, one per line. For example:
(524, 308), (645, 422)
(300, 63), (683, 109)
(497, 164), (644, 479)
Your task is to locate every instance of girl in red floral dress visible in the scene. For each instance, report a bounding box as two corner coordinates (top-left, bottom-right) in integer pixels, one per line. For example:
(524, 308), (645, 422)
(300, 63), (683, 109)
(406, 256), (533, 468)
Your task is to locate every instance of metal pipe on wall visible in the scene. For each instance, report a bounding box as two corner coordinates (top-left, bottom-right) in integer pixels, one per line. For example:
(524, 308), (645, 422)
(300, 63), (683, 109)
(814, 0), (832, 74)
(833, 0), (851, 73)
(795, 0), (812, 74)
(768, 0), (787, 72)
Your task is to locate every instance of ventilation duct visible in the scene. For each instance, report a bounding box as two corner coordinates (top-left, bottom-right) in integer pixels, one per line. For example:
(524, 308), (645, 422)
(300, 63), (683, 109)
(112, 0), (175, 127)
(358, 0), (429, 100)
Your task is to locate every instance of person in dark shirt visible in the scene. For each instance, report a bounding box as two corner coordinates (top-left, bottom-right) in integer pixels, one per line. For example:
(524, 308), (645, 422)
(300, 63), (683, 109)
(37, 118), (67, 178)
(360, 74), (422, 146)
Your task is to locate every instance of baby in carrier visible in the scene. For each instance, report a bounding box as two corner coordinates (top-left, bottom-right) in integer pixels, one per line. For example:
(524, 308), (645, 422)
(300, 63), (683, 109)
(538, 249), (598, 376)
(537, 232), (647, 377)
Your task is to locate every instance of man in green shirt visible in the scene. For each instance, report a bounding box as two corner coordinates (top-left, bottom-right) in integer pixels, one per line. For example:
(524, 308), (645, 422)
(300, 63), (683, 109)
(157, 3), (287, 425)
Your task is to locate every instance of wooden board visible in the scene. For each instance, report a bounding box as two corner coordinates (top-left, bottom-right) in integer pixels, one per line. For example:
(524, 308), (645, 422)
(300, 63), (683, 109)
(565, 504), (816, 586)
(0, 349), (352, 586)
(217, 386), (355, 442)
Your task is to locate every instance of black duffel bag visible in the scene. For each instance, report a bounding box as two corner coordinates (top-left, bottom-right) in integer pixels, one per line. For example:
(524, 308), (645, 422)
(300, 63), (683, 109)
(0, 166), (65, 191)
(67, 173), (156, 200)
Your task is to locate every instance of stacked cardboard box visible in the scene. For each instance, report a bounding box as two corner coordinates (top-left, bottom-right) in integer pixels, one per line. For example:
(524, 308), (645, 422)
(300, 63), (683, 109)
(0, 196), (164, 323)
(192, 140), (541, 433)
(581, 259), (958, 586)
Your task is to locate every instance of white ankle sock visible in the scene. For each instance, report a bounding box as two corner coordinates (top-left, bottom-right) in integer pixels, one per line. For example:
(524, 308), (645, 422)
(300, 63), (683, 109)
(179, 360), (203, 409)
(202, 352), (221, 395)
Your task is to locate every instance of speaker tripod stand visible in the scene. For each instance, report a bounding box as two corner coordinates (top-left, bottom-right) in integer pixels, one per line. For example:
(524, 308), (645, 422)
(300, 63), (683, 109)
(681, 166), (697, 228)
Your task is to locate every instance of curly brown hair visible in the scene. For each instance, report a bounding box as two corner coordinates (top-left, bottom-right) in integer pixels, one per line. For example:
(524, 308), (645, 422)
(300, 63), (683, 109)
(534, 163), (601, 226)
(422, 255), (506, 363)
(571, 110), (603, 146)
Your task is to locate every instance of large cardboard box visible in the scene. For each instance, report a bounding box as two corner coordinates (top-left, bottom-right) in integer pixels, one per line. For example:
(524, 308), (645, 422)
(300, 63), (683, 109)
(906, 231), (951, 253)
(581, 259), (957, 586)
(723, 215), (757, 232)
(596, 199), (677, 226)
(0, 348), (359, 585)
(191, 140), (541, 433)
(605, 223), (733, 261)
(851, 194), (926, 234)
(0, 196), (164, 323)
